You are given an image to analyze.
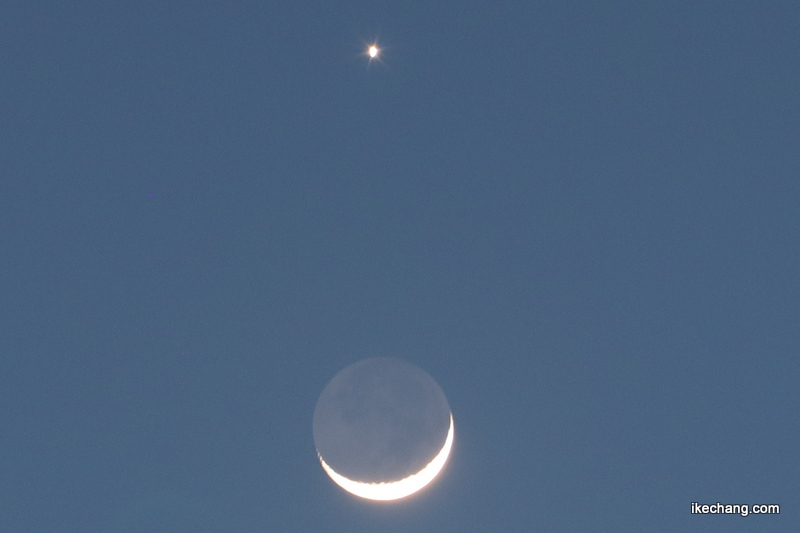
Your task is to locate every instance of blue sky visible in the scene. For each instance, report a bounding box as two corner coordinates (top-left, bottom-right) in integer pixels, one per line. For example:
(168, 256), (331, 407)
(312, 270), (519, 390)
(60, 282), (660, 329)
(1, 1), (798, 531)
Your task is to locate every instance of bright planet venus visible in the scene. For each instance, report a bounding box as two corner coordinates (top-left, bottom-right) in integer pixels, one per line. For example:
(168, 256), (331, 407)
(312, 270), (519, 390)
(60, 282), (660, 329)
(312, 357), (454, 501)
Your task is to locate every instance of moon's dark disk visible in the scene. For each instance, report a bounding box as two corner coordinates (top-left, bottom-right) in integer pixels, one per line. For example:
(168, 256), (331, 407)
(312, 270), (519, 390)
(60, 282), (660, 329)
(313, 357), (451, 484)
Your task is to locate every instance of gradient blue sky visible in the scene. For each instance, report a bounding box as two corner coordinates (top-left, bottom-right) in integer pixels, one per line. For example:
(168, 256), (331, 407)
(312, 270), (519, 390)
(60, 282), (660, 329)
(1, 1), (798, 531)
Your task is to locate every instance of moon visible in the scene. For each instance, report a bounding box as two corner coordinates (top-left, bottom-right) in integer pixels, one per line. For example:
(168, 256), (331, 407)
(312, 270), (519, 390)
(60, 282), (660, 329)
(312, 357), (454, 501)
(365, 43), (381, 63)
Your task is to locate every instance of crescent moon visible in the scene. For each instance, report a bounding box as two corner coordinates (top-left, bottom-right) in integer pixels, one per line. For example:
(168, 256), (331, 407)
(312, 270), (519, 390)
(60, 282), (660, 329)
(318, 414), (454, 501)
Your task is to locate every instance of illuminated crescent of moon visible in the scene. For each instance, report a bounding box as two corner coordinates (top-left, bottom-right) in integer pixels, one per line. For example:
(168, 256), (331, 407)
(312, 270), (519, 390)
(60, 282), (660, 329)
(318, 414), (455, 501)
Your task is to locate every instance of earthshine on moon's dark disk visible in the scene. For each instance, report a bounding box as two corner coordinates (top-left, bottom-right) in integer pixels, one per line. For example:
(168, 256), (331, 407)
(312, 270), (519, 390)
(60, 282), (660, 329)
(312, 357), (454, 501)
